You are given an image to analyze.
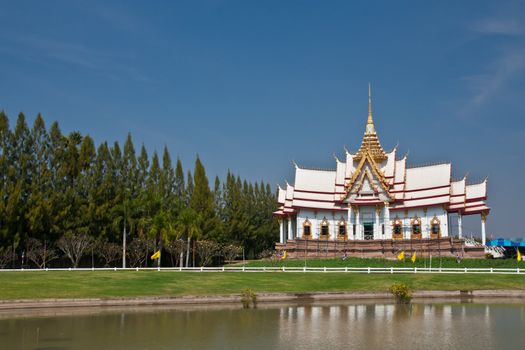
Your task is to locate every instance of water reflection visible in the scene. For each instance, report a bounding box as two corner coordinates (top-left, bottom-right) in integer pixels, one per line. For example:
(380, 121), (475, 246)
(0, 302), (523, 350)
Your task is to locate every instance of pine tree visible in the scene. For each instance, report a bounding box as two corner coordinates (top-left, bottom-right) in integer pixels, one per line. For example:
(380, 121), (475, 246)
(174, 158), (185, 210)
(0, 112), (10, 247)
(190, 156), (217, 238)
(78, 135), (96, 237)
(161, 146), (175, 210)
(0, 111), (281, 265)
(119, 133), (138, 267)
(186, 170), (194, 205)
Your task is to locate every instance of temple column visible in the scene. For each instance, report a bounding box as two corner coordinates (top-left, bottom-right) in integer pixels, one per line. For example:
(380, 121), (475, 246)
(404, 210), (409, 240)
(348, 205), (353, 240)
(384, 202), (391, 239)
(330, 217), (336, 241)
(423, 208), (428, 239)
(375, 206), (380, 240)
(355, 208), (361, 240)
(481, 212), (488, 245)
(279, 219), (284, 244)
(288, 218), (293, 241)
(458, 213), (463, 239)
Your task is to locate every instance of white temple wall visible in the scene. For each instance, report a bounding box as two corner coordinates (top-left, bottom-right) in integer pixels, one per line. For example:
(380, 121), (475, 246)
(297, 209), (347, 239)
(296, 205), (449, 240)
(390, 206), (448, 238)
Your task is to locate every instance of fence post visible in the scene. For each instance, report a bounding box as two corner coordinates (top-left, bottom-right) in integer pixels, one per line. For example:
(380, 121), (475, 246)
(136, 267), (138, 272)
(282, 266), (285, 272)
(303, 266), (306, 273)
(345, 267), (348, 273)
(414, 267), (417, 274)
(390, 267), (393, 274)
(464, 267), (467, 273)
(179, 266), (182, 272)
(222, 266), (225, 272)
(367, 267), (370, 274)
(242, 266), (245, 272)
(518, 268), (520, 274)
(490, 268), (493, 273)
(324, 267), (326, 273)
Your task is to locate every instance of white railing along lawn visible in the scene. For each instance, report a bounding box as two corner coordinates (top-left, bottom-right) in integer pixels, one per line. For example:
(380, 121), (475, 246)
(0, 266), (523, 274)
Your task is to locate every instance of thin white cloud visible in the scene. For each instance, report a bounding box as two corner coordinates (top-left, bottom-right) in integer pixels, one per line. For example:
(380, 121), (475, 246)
(0, 32), (153, 84)
(472, 18), (524, 36)
(461, 50), (525, 107)
(459, 14), (525, 117)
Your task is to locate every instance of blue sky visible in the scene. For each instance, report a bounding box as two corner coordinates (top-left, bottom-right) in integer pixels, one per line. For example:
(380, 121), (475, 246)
(1, 0), (524, 238)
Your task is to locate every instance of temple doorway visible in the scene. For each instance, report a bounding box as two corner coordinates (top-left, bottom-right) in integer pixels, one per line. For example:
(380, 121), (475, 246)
(363, 223), (374, 240)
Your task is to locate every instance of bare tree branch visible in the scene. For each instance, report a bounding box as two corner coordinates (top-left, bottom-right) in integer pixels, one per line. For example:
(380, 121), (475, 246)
(222, 244), (243, 264)
(195, 240), (220, 267)
(25, 238), (58, 269)
(57, 234), (94, 268)
(0, 247), (15, 269)
(95, 238), (122, 267)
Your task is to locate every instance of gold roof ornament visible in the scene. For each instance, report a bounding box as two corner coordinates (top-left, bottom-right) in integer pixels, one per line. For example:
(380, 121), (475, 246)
(353, 83), (387, 162)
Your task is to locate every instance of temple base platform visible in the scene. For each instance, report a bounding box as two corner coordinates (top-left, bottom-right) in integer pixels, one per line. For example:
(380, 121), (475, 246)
(275, 237), (485, 259)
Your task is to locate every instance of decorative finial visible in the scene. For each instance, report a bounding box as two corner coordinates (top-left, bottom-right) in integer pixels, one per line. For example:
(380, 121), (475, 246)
(366, 82), (375, 134)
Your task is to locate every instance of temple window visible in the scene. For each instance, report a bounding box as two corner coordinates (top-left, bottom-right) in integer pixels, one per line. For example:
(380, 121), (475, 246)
(430, 217), (440, 237)
(338, 219), (346, 237)
(411, 217), (422, 236)
(393, 219), (402, 236)
(320, 218), (329, 239)
(353, 224), (356, 236)
(303, 219), (311, 238)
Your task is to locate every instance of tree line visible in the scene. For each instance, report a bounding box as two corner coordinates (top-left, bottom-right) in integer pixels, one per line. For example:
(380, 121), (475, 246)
(0, 112), (278, 268)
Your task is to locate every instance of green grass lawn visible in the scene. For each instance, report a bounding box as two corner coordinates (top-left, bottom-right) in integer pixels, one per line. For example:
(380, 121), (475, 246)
(0, 271), (524, 300)
(240, 257), (522, 269)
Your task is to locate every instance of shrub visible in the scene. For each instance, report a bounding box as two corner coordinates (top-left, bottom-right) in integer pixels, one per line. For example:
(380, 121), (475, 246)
(389, 283), (412, 304)
(240, 288), (257, 309)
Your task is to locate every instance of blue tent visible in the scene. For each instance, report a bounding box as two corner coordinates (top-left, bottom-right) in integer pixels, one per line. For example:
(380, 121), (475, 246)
(486, 239), (525, 247)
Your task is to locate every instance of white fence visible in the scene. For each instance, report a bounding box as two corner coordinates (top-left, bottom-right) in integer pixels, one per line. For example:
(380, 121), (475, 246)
(0, 266), (523, 274)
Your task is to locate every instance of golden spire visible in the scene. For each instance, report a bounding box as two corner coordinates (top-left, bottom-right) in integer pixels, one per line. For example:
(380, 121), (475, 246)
(366, 82), (375, 134)
(353, 83), (387, 162)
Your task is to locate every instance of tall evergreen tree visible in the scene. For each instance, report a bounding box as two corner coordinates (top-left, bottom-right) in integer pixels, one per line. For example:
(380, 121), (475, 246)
(0, 112), (10, 247)
(174, 158), (185, 209)
(161, 146), (175, 211)
(189, 156), (217, 239)
(0, 112), (280, 265)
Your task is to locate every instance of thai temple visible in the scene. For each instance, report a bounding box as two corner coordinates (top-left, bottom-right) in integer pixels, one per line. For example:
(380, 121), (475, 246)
(274, 85), (489, 258)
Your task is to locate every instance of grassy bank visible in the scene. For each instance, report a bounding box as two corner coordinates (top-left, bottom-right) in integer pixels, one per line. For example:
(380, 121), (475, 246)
(241, 257), (522, 269)
(0, 271), (524, 300)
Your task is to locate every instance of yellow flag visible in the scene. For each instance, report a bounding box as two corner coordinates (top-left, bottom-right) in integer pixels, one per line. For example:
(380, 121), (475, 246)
(150, 250), (161, 260)
(411, 251), (417, 263)
(518, 250), (522, 263)
(280, 250), (287, 260)
(397, 251), (405, 261)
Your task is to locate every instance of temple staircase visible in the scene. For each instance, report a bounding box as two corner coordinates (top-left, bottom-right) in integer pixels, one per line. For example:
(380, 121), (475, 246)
(463, 237), (505, 258)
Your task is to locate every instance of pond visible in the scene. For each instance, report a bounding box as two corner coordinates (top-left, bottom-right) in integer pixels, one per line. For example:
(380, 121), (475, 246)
(1, 300), (523, 349)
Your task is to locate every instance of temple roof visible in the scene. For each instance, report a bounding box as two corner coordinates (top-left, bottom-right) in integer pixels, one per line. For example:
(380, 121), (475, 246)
(353, 84), (387, 162)
(274, 85), (489, 216)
